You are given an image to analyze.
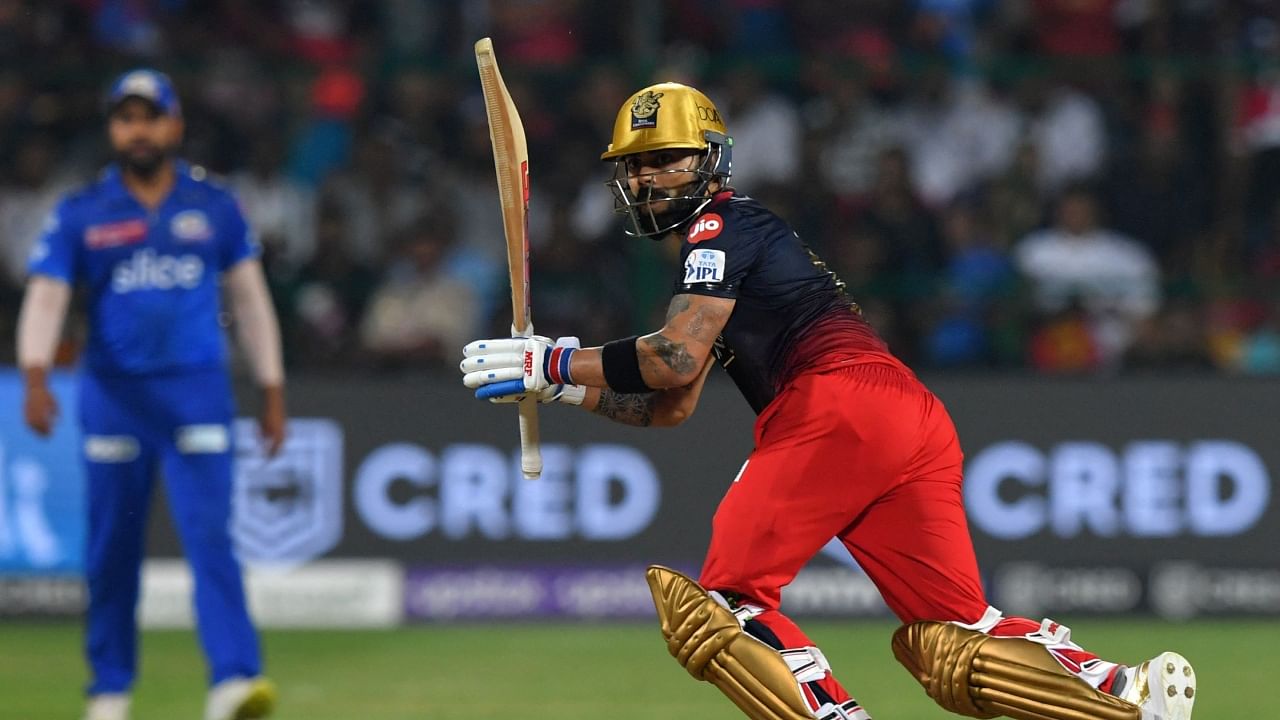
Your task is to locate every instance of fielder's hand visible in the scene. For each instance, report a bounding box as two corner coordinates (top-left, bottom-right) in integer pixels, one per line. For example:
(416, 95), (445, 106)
(22, 371), (58, 437)
(460, 335), (583, 404)
(259, 384), (287, 457)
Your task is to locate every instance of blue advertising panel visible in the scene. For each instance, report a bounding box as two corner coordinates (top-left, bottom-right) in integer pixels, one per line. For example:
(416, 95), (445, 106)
(0, 370), (84, 575)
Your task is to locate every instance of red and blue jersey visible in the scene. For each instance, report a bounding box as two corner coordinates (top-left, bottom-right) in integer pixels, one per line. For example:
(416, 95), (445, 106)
(675, 191), (903, 413)
(27, 162), (258, 376)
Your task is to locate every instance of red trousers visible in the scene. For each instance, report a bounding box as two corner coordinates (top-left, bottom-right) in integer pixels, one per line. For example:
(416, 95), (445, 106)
(698, 363), (1117, 711)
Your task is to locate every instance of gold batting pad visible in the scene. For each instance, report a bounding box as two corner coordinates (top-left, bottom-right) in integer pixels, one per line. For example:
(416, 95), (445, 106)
(645, 565), (816, 720)
(891, 621), (1140, 720)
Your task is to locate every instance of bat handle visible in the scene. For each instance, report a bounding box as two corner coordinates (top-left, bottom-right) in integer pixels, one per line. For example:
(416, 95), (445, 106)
(512, 322), (541, 479)
(517, 395), (541, 478)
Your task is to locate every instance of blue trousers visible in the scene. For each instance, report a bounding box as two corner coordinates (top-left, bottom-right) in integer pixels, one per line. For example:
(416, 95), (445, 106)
(79, 368), (260, 694)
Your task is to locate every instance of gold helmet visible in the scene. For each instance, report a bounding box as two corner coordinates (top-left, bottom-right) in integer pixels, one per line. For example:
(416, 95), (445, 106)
(601, 82), (733, 238)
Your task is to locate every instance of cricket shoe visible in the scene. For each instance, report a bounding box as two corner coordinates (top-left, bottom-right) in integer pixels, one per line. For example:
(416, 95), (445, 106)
(1117, 651), (1196, 720)
(204, 676), (276, 720)
(83, 693), (130, 720)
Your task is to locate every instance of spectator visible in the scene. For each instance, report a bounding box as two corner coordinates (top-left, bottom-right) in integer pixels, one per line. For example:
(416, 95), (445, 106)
(1103, 71), (1211, 267)
(230, 133), (317, 272)
(1017, 74), (1108, 193)
(985, 141), (1045, 248)
(285, 201), (376, 368)
(1124, 298), (1215, 371)
(862, 147), (945, 276)
(806, 64), (898, 204)
(896, 68), (1022, 206)
(360, 213), (479, 368)
(287, 66), (365, 187)
(926, 203), (1017, 366)
(321, 129), (426, 265)
(712, 62), (802, 198)
(1029, 0), (1123, 57)
(1014, 184), (1161, 365)
(0, 132), (76, 285)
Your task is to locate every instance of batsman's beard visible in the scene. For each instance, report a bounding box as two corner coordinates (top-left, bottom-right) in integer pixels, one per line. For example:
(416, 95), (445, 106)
(630, 185), (704, 238)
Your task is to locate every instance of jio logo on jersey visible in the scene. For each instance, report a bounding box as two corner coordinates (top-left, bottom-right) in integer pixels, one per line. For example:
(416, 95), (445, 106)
(684, 249), (726, 284)
(687, 213), (724, 243)
(111, 249), (205, 293)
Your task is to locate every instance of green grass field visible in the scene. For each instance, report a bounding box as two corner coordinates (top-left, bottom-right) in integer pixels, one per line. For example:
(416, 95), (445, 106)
(1, 619), (1272, 719)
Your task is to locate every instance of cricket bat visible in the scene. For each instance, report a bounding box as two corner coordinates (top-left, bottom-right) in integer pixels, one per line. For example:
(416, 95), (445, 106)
(475, 37), (541, 479)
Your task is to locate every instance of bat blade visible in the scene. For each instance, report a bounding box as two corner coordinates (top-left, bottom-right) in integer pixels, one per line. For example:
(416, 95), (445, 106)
(475, 37), (541, 479)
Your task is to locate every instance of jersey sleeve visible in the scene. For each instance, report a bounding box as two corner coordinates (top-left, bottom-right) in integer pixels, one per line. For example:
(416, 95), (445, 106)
(675, 210), (764, 299)
(26, 198), (78, 283)
(219, 193), (261, 271)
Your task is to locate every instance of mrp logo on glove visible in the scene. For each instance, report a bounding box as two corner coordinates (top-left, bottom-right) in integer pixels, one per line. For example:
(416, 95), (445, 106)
(684, 249), (726, 284)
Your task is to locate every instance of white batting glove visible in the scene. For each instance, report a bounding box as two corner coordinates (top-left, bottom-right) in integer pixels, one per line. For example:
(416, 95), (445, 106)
(460, 335), (582, 402)
(490, 337), (586, 406)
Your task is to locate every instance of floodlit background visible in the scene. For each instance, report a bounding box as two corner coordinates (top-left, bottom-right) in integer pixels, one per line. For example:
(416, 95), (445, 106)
(0, 1), (1277, 718)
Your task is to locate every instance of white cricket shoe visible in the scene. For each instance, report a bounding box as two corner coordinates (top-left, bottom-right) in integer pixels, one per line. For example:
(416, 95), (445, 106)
(1119, 651), (1196, 720)
(82, 693), (130, 720)
(204, 676), (276, 720)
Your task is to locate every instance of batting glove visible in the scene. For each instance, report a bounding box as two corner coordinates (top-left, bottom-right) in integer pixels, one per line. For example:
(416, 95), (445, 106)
(489, 337), (586, 406)
(460, 335), (582, 402)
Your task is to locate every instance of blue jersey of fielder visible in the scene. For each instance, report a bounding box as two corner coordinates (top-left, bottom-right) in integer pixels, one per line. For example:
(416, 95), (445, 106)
(29, 160), (265, 694)
(28, 161), (258, 376)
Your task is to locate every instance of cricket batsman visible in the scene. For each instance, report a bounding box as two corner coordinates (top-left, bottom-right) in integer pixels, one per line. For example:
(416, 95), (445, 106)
(461, 82), (1196, 720)
(16, 69), (281, 720)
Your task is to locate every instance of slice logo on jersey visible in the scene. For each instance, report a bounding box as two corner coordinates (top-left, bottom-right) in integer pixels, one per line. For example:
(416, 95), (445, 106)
(170, 209), (213, 243)
(684, 248), (726, 284)
(687, 213), (724, 244)
(111, 249), (204, 293)
(85, 219), (147, 250)
(630, 90), (663, 130)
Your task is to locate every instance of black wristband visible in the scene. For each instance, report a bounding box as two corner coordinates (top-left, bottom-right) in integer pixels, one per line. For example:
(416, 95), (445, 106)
(602, 335), (654, 393)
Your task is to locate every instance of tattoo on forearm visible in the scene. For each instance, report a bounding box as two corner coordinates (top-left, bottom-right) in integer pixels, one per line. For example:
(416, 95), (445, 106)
(593, 389), (655, 427)
(644, 333), (697, 376)
(665, 295), (691, 323)
(687, 305), (708, 340)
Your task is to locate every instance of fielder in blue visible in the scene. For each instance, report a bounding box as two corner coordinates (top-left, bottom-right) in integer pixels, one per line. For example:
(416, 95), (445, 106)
(16, 69), (284, 720)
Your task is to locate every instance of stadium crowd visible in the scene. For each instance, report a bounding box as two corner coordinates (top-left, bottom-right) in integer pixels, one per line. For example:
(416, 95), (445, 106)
(1, 0), (1279, 375)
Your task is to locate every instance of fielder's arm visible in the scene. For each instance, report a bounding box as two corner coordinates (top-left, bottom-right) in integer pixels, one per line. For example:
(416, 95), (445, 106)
(16, 275), (72, 436)
(583, 354), (715, 427)
(17, 275), (71, 372)
(569, 293), (734, 390)
(224, 258), (287, 455)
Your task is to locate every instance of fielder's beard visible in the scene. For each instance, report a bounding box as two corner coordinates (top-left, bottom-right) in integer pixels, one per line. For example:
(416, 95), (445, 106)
(116, 143), (173, 179)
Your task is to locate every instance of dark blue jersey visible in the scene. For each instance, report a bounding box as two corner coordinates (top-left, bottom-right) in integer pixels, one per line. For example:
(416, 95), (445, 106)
(27, 162), (258, 376)
(675, 192), (899, 413)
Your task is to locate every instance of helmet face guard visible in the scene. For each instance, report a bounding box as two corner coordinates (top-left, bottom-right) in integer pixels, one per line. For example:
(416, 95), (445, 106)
(606, 131), (733, 238)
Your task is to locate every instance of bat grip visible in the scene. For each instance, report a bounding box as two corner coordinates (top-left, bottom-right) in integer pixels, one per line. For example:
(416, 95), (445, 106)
(517, 396), (541, 478)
